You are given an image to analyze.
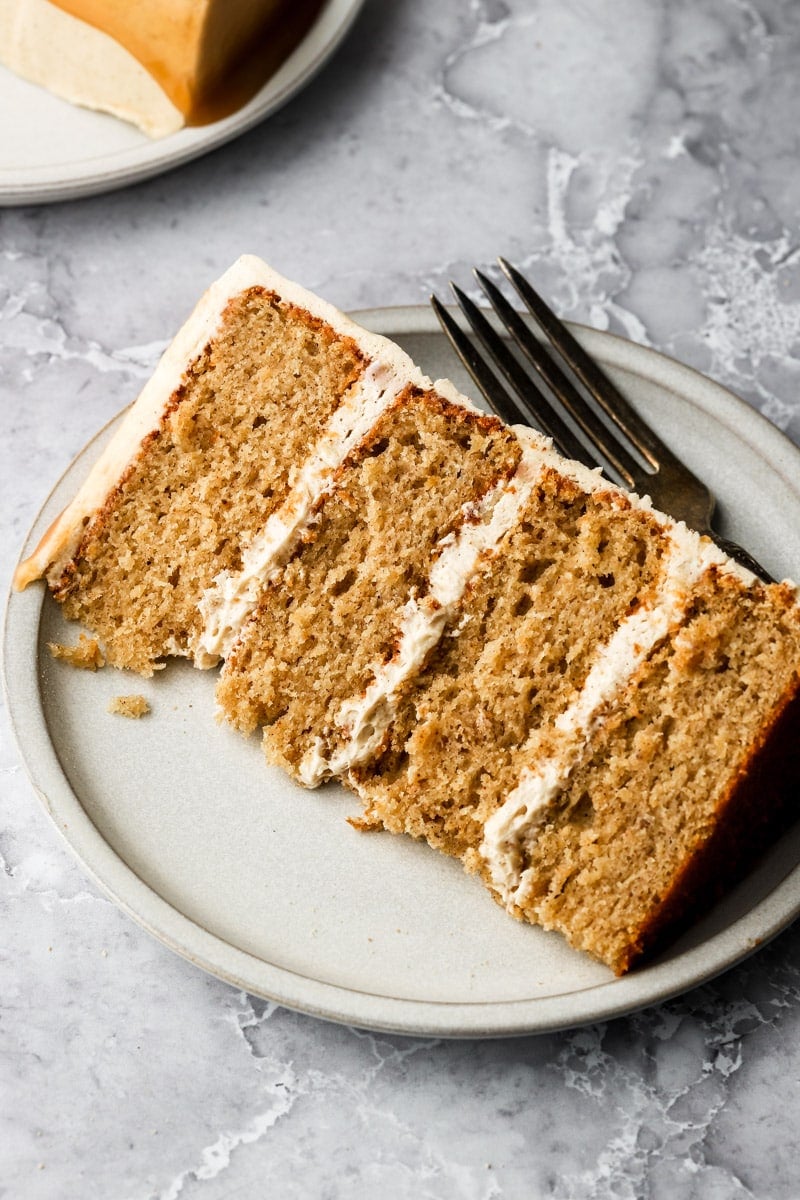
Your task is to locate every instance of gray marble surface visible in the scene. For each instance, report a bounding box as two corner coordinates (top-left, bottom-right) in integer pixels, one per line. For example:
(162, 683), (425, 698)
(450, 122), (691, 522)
(3, 1), (800, 1196)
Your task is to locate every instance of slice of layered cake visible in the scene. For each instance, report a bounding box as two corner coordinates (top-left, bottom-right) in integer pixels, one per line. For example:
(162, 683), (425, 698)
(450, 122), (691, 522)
(15, 257), (800, 974)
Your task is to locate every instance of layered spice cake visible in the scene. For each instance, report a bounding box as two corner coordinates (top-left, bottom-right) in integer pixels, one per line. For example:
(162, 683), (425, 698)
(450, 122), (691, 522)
(15, 257), (800, 974)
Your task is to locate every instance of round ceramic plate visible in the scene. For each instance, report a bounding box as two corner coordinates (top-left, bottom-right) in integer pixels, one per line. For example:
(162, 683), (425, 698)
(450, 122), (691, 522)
(0, 0), (365, 206)
(5, 309), (800, 1038)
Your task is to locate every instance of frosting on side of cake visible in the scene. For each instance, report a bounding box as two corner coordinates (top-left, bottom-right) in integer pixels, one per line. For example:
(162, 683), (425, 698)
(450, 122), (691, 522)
(0, 0), (184, 137)
(480, 524), (729, 909)
(13, 256), (431, 595)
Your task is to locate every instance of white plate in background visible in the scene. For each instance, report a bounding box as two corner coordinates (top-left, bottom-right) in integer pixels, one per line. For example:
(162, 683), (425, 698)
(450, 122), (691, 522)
(0, 0), (365, 206)
(4, 309), (800, 1037)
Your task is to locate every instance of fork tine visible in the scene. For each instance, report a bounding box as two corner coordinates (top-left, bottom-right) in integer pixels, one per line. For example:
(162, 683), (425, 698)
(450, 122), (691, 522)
(448, 283), (591, 464)
(474, 269), (642, 488)
(430, 295), (544, 433)
(498, 258), (665, 467)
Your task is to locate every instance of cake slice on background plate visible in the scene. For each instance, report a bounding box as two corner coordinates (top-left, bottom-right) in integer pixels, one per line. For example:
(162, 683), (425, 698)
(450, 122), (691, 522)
(0, 0), (322, 136)
(15, 256), (800, 974)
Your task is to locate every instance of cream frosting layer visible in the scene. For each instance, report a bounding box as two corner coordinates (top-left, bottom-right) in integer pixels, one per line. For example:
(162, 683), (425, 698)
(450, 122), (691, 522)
(480, 524), (728, 910)
(0, 0), (184, 137)
(295, 438), (553, 787)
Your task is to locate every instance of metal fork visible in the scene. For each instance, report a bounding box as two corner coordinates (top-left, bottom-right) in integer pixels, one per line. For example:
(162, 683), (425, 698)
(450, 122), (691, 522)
(431, 258), (772, 583)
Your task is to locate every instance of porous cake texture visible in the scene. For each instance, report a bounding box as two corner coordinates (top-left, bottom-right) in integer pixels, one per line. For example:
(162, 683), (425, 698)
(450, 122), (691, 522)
(16, 256), (800, 975)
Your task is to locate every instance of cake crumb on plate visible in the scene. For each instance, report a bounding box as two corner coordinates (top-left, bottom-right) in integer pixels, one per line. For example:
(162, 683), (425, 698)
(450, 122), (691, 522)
(108, 695), (150, 718)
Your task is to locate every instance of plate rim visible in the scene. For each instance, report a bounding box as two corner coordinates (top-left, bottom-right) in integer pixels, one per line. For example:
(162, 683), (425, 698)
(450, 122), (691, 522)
(5, 308), (800, 1038)
(0, 0), (366, 206)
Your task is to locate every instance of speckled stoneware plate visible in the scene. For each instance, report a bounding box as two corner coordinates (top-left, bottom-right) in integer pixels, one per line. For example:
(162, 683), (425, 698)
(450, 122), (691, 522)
(0, 0), (365, 206)
(5, 309), (800, 1038)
